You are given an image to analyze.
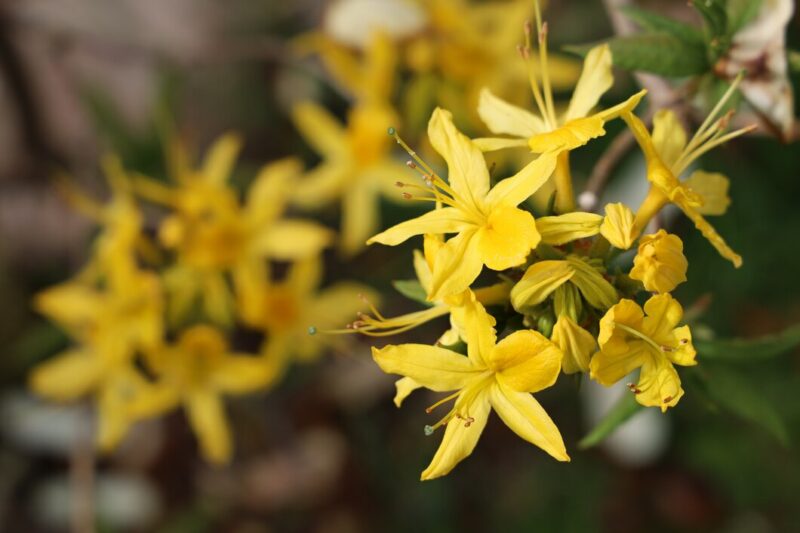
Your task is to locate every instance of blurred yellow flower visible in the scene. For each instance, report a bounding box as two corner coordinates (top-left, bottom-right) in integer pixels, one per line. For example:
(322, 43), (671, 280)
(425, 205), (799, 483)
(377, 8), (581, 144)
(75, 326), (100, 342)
(368, 108), (556, 299)
(372, 299), (568, 480)
(589, 294), (697, 412)
(630, 230), (688, 294)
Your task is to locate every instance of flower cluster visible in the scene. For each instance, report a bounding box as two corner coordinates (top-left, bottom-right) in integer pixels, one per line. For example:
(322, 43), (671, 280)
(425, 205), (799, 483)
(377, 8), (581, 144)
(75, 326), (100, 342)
(358, 11), (753, 480)
(29, 137), (372, 464)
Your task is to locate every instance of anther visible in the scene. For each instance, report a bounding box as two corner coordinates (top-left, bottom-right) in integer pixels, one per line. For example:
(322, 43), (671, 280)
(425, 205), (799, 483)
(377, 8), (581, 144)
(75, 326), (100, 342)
(679, 338), (689, 345)
(539, 21), (548, 43)
(395, 181), (405, 188)
(424, 425), (435, 436)
(517, 43), (529, 60)
(523, 20), (532, 38)
(406, 161), (417, 169)
(663, 396), (673, 403)
(402, 192), (413, 200)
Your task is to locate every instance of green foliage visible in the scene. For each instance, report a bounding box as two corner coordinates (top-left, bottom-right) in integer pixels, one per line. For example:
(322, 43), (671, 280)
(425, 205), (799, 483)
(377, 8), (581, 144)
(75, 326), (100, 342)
(695, 324), (800, 362)
(725, 0), (763, 34)
(578, 391), (643, 449)
(619, 6), (704, 44)
(605, 34), (709, 77)
(691, 0), (728, 40)
(392, 279), (431, 306)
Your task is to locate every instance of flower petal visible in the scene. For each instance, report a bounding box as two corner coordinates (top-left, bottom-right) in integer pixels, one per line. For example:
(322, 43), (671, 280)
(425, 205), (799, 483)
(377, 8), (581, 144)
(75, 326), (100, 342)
(510, 260), (574, 312)
(477, 87), (547, 138)
(367, 207), (473, 246)
(292, 102), (348, 159)
(371, 344), (481, 392)
(202, 133), (243, 184)
(246, 158), (301, 225)
(566, 256), (618, 310)
(394, 377), (422, 407)
(678, 203), (742, 267)
(255, 220), (333, 260)
(536, 212), (604, 245)
(642, 293), (684, 342)
(29, 349), (103, 400)
(476, 206), (540, 270)
(564, 44), (613, 123)
(186, 391), (233, 464)
(491, 330), (563, 393)
(600, 203), (637, 249)
(635, 356), (684, 412)
(421, 386), (491, 480)
(473, 137), (531, 152)
(212, 355), (277, 393)
(460, 297), (496, 367)
(652, 109), (687, 170)
(527, 116), (605, 154)
(589, 342), (648, 387)
(683, 171), (731, 216)
(428, 230), (484, 300)
(485, 152), (557, 208)
(428, 108), (490, 212)
(489, 383), (569, 461)
(551, 315), (596, 374)
(341, 181), (379, 255)
(292, 163), (349, 209)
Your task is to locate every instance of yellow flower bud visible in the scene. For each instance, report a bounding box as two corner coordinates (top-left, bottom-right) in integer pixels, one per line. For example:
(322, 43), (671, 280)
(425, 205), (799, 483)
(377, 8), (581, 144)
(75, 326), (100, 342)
(551, 315), (596, 374)
(630, 230), (688, 293)
(600, 203), (637, 250)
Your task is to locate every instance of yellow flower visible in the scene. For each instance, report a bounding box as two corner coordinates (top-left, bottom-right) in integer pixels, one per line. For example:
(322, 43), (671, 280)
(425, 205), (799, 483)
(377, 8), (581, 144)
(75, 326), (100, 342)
(291, 101), (409, 255)
(368, 108), (557, 299)
(475, 35), (645, 213)
(551, 315), (596, 374)
(136, 138), (332, 323)
(133, 325), (273, 464)
(589, 294), (697, 412)
(511, 256), (617, 313)
(237, 257), (374, 379)
(622, 79), (753, 267)
(535, 212), (604, 245)
(630, 230), (688, 294)
(600, 203), (636, 250)
(372, 299), (568, 480)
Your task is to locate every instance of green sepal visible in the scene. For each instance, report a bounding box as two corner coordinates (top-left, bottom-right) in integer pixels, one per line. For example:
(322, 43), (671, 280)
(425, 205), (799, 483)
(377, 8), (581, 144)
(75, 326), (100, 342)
(392, 279), (432, 306)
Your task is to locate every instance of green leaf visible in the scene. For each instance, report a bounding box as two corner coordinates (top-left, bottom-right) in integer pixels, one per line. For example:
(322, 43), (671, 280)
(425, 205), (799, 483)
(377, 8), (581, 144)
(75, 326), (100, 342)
(620, 6), (704, 44)
(695, 323), (800, 362)
(578, 392), (643, 449)
(691, 0), (728, 37)
(698, 364), (790, 446)
(727, 0), (763, 34)
(789, 50), (800, 74)
(605, 34), (709, 77)
(392, 279), (431, 306)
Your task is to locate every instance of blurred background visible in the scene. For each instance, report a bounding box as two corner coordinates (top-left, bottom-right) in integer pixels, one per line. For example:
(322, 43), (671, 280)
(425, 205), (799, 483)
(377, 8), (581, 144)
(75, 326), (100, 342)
(0, 0), (799, 531)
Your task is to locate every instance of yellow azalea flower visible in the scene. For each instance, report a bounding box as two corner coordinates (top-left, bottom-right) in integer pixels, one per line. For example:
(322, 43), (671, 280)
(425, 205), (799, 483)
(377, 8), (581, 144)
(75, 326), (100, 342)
(600, 203), (637, 250)
(133, 325), (273, 464)
(589, 294), (697, 412)
(475, 31), (645, 212)
(551, 315), (595, 374)
(372, 299), (568, 480)
(236, 257), (374, 379)
(135, 137), (332, 323)
(535, 212), (603, 245)
(630, 230), (688, 294)
(511, 255), (617, 313)
(368, 108), (557, 299)
(291, 101), (409, 255)
(621, 78), (753, 267)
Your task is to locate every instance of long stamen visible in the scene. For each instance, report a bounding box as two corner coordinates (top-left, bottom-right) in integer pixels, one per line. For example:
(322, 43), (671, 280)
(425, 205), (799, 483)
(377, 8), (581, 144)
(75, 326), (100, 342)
(614, 323), (663, 354)
(521, 22), (552, 129)
(537, 21), (558, 127)
(425, 390), (461, 414)
(683, 72), (744, 159)
(676, 125), (756, 175)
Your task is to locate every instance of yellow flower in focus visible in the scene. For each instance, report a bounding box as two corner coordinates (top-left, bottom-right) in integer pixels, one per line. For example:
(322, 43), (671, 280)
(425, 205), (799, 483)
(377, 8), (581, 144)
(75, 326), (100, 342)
(237, 257), (374, 380)
(291, 102), (409, 255)
(630, 230), (688, 294)
(600, 203), (636, 250)
(372, 299), (568, 480)
(134, 325), (272, 464)
(589, 294), (697, 412)
(368, 108), (557, 299)
(136, 138), (332, 324)
(535, 212), (604, 245)
(622, 79), (753, 267)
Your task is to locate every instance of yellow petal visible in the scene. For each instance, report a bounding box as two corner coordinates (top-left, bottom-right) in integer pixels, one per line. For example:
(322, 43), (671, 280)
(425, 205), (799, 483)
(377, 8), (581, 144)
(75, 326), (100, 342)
(292, 102), (348, 159)
(361, 31), (397, 103)
(551, 315), (596, 374)
(186, 391), (232, 465)
(202, 133), (243, 185)
(491, 330), (562, 393)
(428, 230), (484, 300)
(596, 299), (645, 355)
(341, 181), (378, 255)
(473, 137), (531, 152)
(428, 108), (490, 212)
(667, 325), (697, 367)
(212, 355), (276, 394)
(413, 249), (433, 296)
(485, 152), (557, 208)
(630, 230), (688, 293)
(680, 203), (742, 267)
(461, 297), (496, 367)
(527, 116), (605, 154)
(566, 256), (618, 310)
(34, 283), (102, 336)
(510, 261), (574, 311)
(371, 344), (481, 392)
(536, 212), (604, 245)
(642, 293), (684, 341)
(477, 87), (547, 138)
(367, 207), (473, 246)
(589, 343), (648, 387)
(246, 158), (302, 225)
(421, 386), (491, 480)
(29, 350), (104, 400)
(600, 203), (637, 249)
(489, 383), (569, 461)
(291, 163), (349, 209)
(564, 44), (613, 123)
(651, 110), (687, 170)
(476, 206), (540, 270)
(683, 171), (731, 216)
(394, 377), (422, 407)
(255, 220), (333, 260)
(635, 357), (684, 412)
(595, 90), (647, 122)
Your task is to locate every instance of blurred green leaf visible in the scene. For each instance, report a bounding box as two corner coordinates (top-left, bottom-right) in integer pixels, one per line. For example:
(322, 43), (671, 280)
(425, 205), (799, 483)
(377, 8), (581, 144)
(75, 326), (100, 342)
(578, 391), (643, 449)
(695, 323), (800, 361)
(691, 0), (728, 37)
(605, 34), (709, 77)
(789, 50), (800, 73)
(620, 6), (704, 44)
(392, 279), (431, 306)
(727, 0), (763, 34)
(699, 363), (790, 446)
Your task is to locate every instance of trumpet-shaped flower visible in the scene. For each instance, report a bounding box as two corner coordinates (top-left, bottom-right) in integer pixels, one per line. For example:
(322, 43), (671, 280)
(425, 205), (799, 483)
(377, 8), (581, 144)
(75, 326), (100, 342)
(372, 299), (568, 480)
(589, 294), (697, 411)
(630, 230), (688, 294)
(368, 108), (557, 299)
(622, 79), (754, 267)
